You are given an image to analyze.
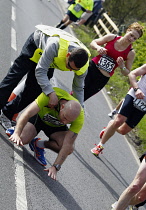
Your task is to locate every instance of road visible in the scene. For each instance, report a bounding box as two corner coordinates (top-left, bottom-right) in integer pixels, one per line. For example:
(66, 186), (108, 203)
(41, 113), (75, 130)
(0, 0), (145, 209)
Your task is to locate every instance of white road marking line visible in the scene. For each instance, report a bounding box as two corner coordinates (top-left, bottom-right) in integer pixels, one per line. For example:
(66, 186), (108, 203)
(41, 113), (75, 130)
(11, 2), (28, 209)
(11, 6), (16, 21)
(11, 27), (17, 51)
(14, 145), (28, 210)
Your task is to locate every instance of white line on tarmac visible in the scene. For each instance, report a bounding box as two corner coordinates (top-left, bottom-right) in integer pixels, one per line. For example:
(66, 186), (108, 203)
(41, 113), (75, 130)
(11, 2), (28, 209)
(14, 145), (28, 210)
(11, 27), (17, 51)
(11, 6), (16, 21)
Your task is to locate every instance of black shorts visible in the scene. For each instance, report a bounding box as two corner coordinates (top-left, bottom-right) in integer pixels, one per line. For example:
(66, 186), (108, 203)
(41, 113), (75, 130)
(84, 60), (110, 101)
(67, 10), (79, 22)
(119, 94), (146, 128)
(29, 114), (68, 138)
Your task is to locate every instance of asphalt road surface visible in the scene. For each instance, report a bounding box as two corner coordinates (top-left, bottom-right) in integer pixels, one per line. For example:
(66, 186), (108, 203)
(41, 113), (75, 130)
(0, 0), (145, 209)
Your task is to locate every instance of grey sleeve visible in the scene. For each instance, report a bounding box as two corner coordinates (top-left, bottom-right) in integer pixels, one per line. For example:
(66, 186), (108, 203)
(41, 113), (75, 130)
(35, 37), (59, 95)
(72, 70), (88, 107)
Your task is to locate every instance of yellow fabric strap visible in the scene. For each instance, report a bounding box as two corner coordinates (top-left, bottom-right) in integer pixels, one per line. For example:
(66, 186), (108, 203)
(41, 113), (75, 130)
(30, 48), (43, 63)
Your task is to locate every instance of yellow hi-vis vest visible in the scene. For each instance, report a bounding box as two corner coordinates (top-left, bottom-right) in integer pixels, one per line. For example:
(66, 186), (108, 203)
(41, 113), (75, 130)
(68, 0), (93, 19)
(30, 25), (91, 76)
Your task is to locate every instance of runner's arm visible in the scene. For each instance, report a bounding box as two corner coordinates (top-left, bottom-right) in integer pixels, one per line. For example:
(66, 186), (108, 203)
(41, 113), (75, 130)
(90, 34), (116, 53)
(120, 49), (135, 76)
(53, 130), (77, 166)
(35, 37), (59, 95)
(44, 130), (77, 180)
(13, 101), (40, 136)
(35, 37), (59, 107)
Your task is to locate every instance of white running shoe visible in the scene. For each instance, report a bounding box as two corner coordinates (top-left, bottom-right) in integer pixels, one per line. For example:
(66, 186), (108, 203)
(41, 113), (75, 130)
(111, 201), (138, 210)
(108, 109), (118, 119)
(0, 111), (12, 130)
(111, 201), (117, 209)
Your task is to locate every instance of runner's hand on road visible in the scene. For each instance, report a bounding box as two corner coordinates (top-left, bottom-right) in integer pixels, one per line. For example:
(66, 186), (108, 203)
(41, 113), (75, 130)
(44, 166), (57, 180)
(9, 133), (24, 146)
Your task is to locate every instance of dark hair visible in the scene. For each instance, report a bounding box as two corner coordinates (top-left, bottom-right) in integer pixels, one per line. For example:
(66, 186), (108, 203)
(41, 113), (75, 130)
(69, 47), (88, 68)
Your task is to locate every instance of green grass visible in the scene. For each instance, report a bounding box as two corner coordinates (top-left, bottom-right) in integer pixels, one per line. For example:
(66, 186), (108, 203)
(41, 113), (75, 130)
(72, 24), (146, 155)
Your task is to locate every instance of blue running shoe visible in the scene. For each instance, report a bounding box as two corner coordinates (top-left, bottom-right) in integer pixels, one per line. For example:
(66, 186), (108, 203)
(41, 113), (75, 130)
(6, 127), (15, 137)
(29, 138), (47, 166)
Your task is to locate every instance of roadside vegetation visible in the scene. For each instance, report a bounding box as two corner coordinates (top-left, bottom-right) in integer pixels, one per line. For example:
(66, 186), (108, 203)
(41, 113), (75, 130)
(72, 22), (146, 155)
(103, 0), (146, 28)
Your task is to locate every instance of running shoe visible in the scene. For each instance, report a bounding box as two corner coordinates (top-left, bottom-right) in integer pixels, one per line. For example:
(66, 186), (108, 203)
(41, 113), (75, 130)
(108, 109), (118, 119)
(29, 138), (47, 166)
(99, 127), (106, 139)
(72, 22), (79, 27)
(111, 201), (138, 210)
(91, 144), (104, 156)
(0, 111), (12, 130)
(55, 23), (62, 28)
(6, 127), (15, 137)
(128, 206), (138, 210)
(111, 201), (117, 209)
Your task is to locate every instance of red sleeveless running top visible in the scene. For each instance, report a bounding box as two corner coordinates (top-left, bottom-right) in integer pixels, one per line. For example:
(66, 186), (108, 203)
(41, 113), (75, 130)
(92, 36), (132, 76)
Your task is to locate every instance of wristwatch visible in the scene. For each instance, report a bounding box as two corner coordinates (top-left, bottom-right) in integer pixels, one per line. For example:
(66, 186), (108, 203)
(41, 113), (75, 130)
(134, 87), (139, 92)
(53, 164), (61, 171)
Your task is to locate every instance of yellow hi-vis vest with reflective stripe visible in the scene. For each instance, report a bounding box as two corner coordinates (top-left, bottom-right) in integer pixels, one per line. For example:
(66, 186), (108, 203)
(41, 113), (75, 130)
(30, 25), (91, 76)
(68, 0), (93, 19)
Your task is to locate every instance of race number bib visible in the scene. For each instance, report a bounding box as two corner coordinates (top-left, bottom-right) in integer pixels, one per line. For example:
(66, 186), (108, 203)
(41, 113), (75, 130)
(97, 55), (115, 73)
(74, 4), (82, 12)
(43, 114), (64, 126)
(133, 98), (146, 112)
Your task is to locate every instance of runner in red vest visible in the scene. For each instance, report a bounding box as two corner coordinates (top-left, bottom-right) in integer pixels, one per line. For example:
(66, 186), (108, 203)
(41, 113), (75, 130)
(84, 22), (143, 101)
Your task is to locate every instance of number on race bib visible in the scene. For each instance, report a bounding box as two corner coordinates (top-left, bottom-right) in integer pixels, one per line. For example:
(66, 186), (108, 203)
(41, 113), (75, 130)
(97, 55), (115, 73)
(133, 98), (146, 112)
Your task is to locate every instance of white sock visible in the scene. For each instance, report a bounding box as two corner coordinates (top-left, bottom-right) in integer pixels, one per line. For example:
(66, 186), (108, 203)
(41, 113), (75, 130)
(98, 142), (104, 147)
(112, 108), (116, 112)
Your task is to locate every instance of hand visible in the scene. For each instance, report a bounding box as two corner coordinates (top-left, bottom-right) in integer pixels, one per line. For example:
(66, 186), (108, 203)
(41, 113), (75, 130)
(116, 56), (124, 67)
(97, 47), (107, 55)
(135, 89), (145, 99)
(9, 133), (24, 146)
(48, 92), (59, 109)
(44, 166), (57, 180)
